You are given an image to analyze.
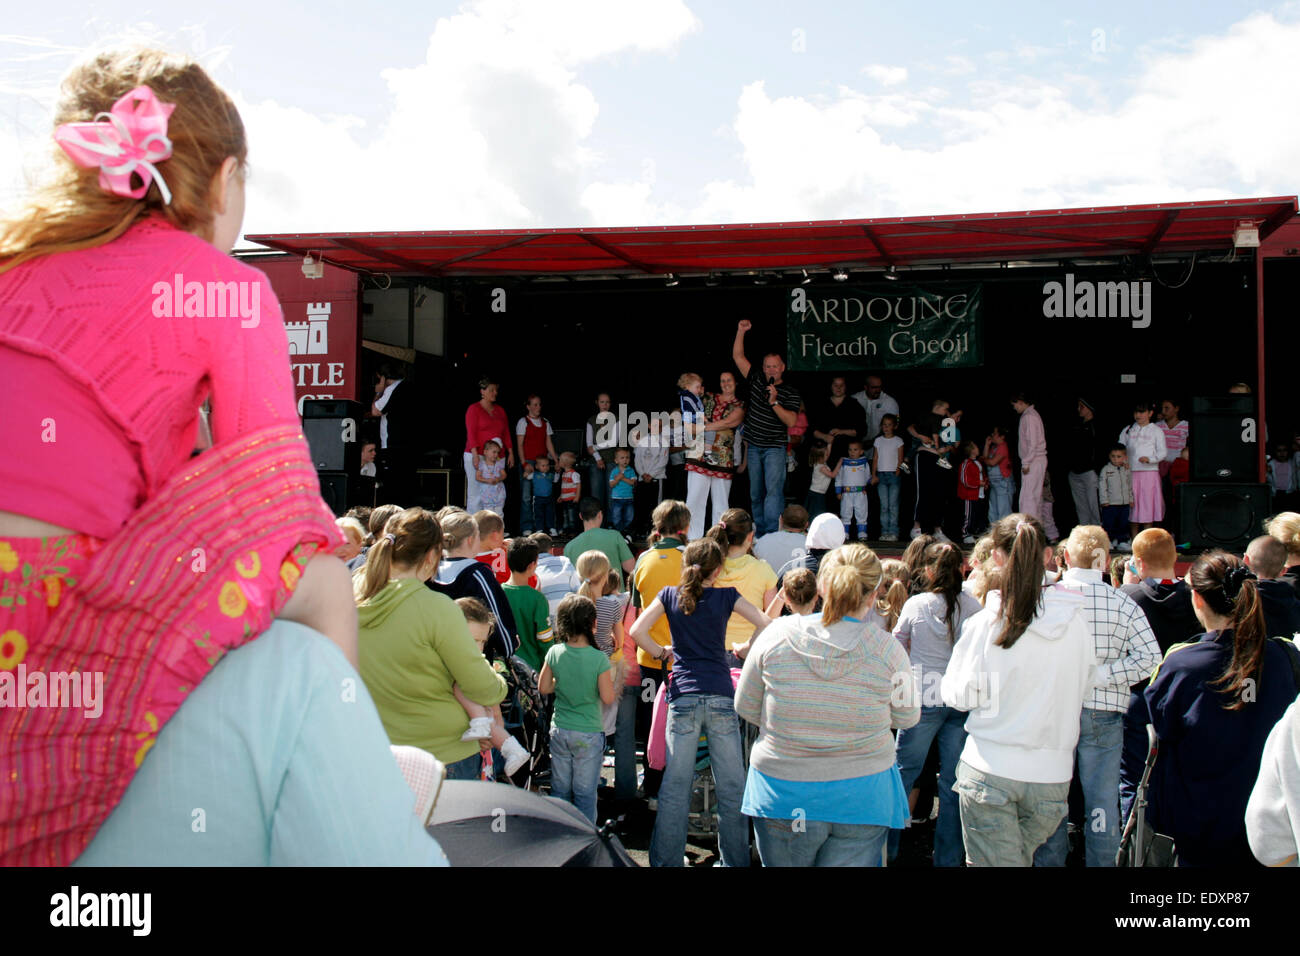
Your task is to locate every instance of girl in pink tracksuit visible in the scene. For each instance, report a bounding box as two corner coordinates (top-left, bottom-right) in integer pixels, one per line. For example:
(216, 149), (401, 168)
(1119, 402), (1167, 539)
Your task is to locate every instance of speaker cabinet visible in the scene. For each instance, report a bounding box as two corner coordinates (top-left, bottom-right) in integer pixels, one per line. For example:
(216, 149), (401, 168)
(302, 399), (365, 473)
(1178, 483), (1270, 553)
(317, 471), (352, 517)
(1189, 396), (1257, 482)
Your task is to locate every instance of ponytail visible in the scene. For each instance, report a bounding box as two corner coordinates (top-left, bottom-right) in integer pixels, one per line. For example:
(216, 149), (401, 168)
(989, 513), (1048, 649)
(707, 508), (754, 555)
(1191, 551), (1268, 710)
(923, 542), (966, 642)
(819, 544), (883, 626)
(576, 549), (612, 601)
(356, 507), (441, 604)
(678, 539), (723, 615)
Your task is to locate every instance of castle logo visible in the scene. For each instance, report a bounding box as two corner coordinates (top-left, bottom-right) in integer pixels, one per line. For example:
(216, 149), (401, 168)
(287, 302), (330, 355)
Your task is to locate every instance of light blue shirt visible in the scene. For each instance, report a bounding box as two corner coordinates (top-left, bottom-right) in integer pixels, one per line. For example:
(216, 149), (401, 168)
(75, 620), (447, 866)
(742, 765), (909, 827)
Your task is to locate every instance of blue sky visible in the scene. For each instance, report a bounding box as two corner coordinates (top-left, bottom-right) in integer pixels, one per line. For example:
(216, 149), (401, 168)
(1, 0), (1296, 241)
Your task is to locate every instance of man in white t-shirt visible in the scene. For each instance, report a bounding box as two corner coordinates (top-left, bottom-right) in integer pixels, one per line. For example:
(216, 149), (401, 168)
(754, 505), (810, 574)
(371, 369), (404, 451)
(529, 533), (580, 631)
(851, 375), (901, 447)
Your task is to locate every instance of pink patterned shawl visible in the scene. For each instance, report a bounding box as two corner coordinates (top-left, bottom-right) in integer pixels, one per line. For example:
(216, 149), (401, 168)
(0, 422), (342, 865)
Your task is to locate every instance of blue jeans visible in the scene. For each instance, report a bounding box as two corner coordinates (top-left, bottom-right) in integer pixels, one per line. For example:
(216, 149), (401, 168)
(754, 817), (888, 867)
(747, 444), (788, 536)
(987, 473), (1014, 525)
(877, 472), (901, 536)
(805, 489), (828, 518)
(1032, 708), (1123, 867)
(650, 693), (749, 867)
(519, 466), (535, 532)
(955, 760), (1068, 867)
(532, 495), (556, 531)
(890, 705), (967, 866)
(609, 497), (634, 532)
(445, 750), (487, 781)
(550, 727), (605, 823)
(614, 688), (639, 800)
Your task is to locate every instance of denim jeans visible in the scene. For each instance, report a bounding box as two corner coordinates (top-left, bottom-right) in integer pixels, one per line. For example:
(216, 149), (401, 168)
(753, 816), (888, 867)
(445, 750), (487, 781)
(519, 466), (535, 533)
(1032, 708), (1123, 867)
(955, 760), (1069, 866)
(609, 498), (634, 532)
(532, 495), (556, 532)
(877, 472), (900, 537)
(650, 693), (749, 867)
(987, 473), (1014, 525)
(550, 727), (606, 823)
(614, 688), (639, 801)
(890, 705), (967, 866)
(747, 444), (788, 536)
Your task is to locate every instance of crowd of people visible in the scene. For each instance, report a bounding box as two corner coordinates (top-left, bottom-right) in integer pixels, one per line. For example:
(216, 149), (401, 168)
(5, 46), (1300, 871)
(331, 491), (1300, 868)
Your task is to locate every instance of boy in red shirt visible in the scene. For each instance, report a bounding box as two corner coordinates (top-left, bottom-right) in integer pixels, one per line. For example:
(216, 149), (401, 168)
(958, 440), (987, 544)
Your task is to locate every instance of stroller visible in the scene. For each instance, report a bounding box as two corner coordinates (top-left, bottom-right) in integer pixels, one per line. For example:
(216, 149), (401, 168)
(502, 655), (552, 790)
(1115, 724), (1176, 867)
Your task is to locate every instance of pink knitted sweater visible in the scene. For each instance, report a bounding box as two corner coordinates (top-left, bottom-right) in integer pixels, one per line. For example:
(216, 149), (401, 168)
(0, 215), (299, 538)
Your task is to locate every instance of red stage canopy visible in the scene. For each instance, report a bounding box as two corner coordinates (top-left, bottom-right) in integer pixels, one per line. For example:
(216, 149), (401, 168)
(245, 196), (1296, 278)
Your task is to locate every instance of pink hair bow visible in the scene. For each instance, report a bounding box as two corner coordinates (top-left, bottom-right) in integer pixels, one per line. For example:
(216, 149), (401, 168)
(54, 85), (175, 204)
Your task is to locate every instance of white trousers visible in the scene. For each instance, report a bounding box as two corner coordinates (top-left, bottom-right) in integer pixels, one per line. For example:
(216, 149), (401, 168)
(687, 470), (732, 541)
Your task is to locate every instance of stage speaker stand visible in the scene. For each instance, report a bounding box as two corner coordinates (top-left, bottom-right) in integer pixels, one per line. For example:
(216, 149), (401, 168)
(1189, 396), (1256, 483)
(302, 398), (366, 474)
(1178, 483), (1270, 553)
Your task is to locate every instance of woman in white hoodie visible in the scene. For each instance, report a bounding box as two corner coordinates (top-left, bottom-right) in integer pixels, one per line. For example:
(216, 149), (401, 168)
(940, 513), (1096, 866)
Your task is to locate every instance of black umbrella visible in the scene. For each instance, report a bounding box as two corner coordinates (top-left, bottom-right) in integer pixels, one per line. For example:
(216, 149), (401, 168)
(426, 781), (638, 867)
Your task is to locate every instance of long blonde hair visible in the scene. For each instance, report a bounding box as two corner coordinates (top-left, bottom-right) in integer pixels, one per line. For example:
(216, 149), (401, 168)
(1, 48), (247, 273)
(874, 559), (910, 630)
(576, 550), (613, 601)
(355, 508), (441, 604)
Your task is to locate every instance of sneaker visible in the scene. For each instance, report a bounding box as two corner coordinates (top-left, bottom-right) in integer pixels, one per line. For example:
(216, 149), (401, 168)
(460, 717), (494, 742)
(548, 528), (558, 536)
(1117, 540), (1132, 553)
(909, 526), (922, 539)
(898, 460), (911, 475)
(933, 529), (953, 544)
(501, 736), (530, 777)
(962, 534), (976, 545)
(857, 534), (869, 542)
(880, 532), (898, 542)
(936, 457), (953, 470)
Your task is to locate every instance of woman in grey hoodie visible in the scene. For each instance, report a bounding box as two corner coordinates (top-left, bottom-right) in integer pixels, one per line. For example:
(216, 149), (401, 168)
(734, 544), (920, 866)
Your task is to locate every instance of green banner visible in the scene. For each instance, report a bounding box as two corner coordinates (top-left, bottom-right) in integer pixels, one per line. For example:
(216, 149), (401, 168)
(786, 283), (983, 371)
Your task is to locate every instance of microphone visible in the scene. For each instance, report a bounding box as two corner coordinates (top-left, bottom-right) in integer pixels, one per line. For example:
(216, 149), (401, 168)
(767, 376), (776, 387)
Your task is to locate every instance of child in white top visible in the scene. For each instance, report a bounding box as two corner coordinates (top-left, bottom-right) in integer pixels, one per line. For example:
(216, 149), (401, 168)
(872, 414), (906, 541)
(1098, 445), (1134, 551)
(1119, 403), (1167, 539)
(805, 445), (834, 518)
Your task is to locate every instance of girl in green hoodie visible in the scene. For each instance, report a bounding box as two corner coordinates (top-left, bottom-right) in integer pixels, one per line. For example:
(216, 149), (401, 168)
(355, 508), (508, 780)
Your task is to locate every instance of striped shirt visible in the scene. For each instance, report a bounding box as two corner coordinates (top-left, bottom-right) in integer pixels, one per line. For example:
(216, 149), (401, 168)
(594, 593), (628, 655)
(744, 372), (801, 448)
(734, 614), (919, 781)
(1158, 419), (1189, 462)
(1058, 567), (1162, 712)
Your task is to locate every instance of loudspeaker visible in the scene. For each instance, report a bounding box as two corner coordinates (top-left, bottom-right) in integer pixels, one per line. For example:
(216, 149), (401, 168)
(317, 471), (352, 517)
(1179, 483), (1270, 552)
(302, 399), (365, 473)
(1190, 396), (1256, 482)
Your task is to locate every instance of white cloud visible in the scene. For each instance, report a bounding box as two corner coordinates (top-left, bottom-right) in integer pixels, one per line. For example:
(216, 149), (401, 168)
(666, 10), (1300, 225)
(239, 0), (700, 235)
(862, 63), (907, 86)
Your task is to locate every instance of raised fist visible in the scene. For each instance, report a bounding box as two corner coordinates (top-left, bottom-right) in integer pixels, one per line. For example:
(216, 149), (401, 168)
(737, 319), (752, 333)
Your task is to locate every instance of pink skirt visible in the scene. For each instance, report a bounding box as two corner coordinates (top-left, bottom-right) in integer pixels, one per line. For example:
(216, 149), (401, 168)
(1131, 470), (1164, 523)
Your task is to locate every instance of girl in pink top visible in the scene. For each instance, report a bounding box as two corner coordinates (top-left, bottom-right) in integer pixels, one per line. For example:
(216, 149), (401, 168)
(0, 48), (370, 865)
(464, 376), (512, 513)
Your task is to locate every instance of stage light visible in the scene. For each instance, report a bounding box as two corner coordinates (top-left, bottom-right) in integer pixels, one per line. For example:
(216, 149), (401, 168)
(884, 265), (898, 281)
(665, 273), (679, 287)
(832, 269), (848, 282)
(301, 253), (324, 279)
